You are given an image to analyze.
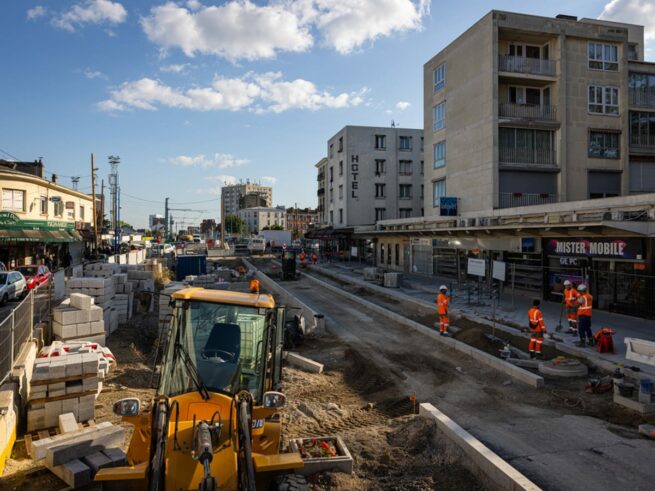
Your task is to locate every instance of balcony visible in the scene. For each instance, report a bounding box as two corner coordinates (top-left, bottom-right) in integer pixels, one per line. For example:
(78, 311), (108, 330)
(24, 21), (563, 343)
(630, 89), (655, 108)
(498, 55), (556, 77)
(317, 172), (325, 181)
(630, 136), (655, 154)
(317, 187), (325, 196)
(499, 146), (556, 167)
(499, 192), (558, 209)
(499, 103), (557, 121)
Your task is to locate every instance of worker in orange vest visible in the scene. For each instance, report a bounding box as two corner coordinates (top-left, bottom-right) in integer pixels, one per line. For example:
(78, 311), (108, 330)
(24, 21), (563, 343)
(576, 284), (595, 347)
(299, 249), (306, 264)
(563, 280), (580, 335)
(528, 299), (546, 358)
(249, 278), (260, 294)
(436, 285), (449, 336)
(311, 252), (318, 264)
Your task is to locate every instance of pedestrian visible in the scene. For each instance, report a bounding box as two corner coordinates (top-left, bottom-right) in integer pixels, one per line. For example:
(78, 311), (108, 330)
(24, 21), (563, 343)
(435, 285), (450, 336)
(528, 299), (546, 358)
(311, 252), (318, 264)
(576, 284), (595, 347)
(63, 251), (72, 268)
(563, 280), (580, 335)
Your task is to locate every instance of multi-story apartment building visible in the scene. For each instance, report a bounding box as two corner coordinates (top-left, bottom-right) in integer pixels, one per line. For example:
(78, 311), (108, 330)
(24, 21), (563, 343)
(315, 157), (328, 226)
(423, 11), (652, 215)
(324, 126), (424, 228)
(237, 206), (286, 235)
(286, 207), (318, 236)
(148, 214), (165, 233)
(221, 181), (272, 216)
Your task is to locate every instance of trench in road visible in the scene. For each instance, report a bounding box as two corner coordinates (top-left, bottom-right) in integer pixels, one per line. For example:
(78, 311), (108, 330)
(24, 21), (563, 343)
(267, 266), (655, 491)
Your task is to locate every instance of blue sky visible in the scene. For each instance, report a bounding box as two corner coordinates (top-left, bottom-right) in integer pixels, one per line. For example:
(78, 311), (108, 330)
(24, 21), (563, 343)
(1, 0), (653, 229)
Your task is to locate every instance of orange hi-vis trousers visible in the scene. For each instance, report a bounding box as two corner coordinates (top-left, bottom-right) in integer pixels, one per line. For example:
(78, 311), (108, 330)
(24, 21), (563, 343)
(439, 314), (449, 333)
(529, 331), (544, 354)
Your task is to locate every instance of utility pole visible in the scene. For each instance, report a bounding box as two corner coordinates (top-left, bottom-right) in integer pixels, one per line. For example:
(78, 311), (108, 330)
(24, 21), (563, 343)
(100, 179), (104, 236)
(220, 193), (225, 247)
(90, 154), (98, 252)
(108, 155), (120, 253)
(164, 197), (169, 241)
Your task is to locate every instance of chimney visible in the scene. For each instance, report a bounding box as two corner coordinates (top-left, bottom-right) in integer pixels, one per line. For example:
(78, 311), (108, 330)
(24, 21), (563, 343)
(51, 173), (58, 184)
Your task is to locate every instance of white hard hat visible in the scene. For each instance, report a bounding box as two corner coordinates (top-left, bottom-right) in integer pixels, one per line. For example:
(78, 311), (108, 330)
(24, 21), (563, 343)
(577, 284), (587, 292)
(439, 285), (448, 291)
(563, 280), (572, 286)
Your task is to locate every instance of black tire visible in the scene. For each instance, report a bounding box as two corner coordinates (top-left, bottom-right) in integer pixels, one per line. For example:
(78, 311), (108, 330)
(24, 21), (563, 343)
(274, 474), (308, 491)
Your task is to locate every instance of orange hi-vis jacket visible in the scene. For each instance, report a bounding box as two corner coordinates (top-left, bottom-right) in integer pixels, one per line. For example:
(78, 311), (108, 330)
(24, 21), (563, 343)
(578, 293), (593, 317)
(437, 293), (449, 315)
(564, 288), (580, 307)
(528, 307), (545, 333)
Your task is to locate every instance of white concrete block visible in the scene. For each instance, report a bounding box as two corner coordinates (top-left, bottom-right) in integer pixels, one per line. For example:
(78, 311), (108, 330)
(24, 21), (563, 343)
(70, 293), (94, 310)
(90, 320), (104, 335)
(65, 354), (83, 377)
(53, 308), (78, 326)
(58, 413), (78, 434)
(89, 306), (103, 322)
(76, 309), (91, 324)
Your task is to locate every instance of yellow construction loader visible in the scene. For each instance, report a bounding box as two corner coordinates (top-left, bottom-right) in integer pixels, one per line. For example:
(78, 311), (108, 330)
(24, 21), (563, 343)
(95, 288), (307, 490)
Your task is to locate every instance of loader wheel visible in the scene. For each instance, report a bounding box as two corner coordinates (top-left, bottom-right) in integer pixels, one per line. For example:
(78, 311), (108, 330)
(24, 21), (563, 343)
(274, 474), (308, 491)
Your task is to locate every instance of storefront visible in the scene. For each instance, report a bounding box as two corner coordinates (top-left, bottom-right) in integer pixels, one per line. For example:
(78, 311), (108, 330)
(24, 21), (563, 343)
(542, 237), (653, 318)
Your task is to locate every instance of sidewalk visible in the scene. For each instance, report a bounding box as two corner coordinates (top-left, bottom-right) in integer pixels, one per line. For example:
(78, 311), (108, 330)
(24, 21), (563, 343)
(315, 261), (655, 377)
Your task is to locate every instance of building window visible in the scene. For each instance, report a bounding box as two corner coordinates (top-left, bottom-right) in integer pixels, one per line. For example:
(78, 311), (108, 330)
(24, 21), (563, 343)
(2, 189), (25, 212)
(329, 187), (333, 202)
(54, 201), (64, 217)
(399, 160), (412, 176)
(399, 136), (412, 151)
(588, 86), (619, 115)
(40, 195), (48, 215)
(339, 209), (343, 223)
(339, 160), (343, 176)
(420, 137), (424, 151)
(399, 184), (412, 199)
(375, 159), (385, 175)
(588, 131), (620, 159)
(329, 166), (333, 182)
(629, 161), (655, 192)
(509, 86), (542, 105)
(375, 134), (386, 150)
(338, 136), (343, 152)
(420, 160), (424, 175)
(433, 63), (446, 92)
(433, 101), (445, 130)
(421, 184), (424, 199)
(432, 179), (446, 207)
(338, 185), (343, 200)
(380, 244), (385, 264)
(387, 245), (391, 264)
(433, 141), (446, 168)
(399, 208), (412, 218)
(628, 43), (638, 61)
(375, 208), (386, 221)
(588, 171), (621, 199)
(395, 244), (400, 265)
(79, 206), (85, 220)
(588, 42), (618, 71)
(329, 210), (333, 224)
(329, 143), (334, 157)
(630, 111), (655, 147)
(375, 183), (386, 198)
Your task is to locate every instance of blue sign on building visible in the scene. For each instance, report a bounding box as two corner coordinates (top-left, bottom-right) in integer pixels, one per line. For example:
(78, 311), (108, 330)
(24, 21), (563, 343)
(439, 197), (458, 216)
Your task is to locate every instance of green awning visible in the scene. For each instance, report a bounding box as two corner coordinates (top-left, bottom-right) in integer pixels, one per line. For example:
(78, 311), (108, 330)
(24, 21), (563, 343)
(0, 229), (74, 243)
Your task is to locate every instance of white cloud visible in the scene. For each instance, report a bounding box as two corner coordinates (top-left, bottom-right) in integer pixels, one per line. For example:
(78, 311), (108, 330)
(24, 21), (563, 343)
(140, 0), (428, 60)
(166, 153), (249, 169)
(196, 186), (223, 195)
(27, 6), (47, 20)
(395, 101), (410, 110)
(600, 0), (655, 43)
(98, 72), (366, 113)
(141, 1), (312, 61)
(160, 63), (189, 73)
(260, 176), (278, 184)
(52, 0), (127, 32)
(84, 68), (106, 80)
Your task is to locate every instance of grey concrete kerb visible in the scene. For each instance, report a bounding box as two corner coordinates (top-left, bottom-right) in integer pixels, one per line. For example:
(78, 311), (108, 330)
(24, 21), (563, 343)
(301, 270), (544, 388)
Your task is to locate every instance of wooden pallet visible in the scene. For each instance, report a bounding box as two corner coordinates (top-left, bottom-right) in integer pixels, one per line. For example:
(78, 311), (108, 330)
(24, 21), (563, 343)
(24, 420), (96, 459)
(31, 373), (98, 386)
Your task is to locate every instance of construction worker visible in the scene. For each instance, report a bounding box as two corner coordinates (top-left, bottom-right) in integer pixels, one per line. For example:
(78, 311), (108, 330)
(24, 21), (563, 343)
(436, 285), (449, 336)
(563, 280), (580, 335)
(299, 249), (306, 264)
(576, 284), (595, 347)
(311, 252), (318, 264)
(528, 299), (546, 358)
(249, 278), (260, 294)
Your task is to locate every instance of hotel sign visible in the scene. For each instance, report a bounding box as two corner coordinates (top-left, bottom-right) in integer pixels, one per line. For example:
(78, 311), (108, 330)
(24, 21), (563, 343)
(0, 211), (20, 225)
(544, 238), (643, 260)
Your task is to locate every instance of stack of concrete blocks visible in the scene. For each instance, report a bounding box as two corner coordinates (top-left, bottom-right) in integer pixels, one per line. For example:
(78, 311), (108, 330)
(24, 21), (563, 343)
(66, 277), (117, 334)
(159, 283), (185, 331)
(30, 417), (126, 488)
(126, 268), (155, 293)
(113, 273), (134, 324)
(184, 274), (216, 286)
(28, 348), (108, 432)
(53, 294), (105, 345)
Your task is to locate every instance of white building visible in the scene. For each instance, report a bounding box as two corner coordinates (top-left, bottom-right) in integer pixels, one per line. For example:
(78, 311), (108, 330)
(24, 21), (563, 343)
(149, 214), (165, 232)
(237, 206), (286, 234)
(323, 126), (424, 229)
(221, 182), (273, 216)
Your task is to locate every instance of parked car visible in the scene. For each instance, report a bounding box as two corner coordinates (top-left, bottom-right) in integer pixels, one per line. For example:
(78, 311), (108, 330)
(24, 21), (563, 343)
(15, 265), (51, 290)
(0, 271), (27, 305)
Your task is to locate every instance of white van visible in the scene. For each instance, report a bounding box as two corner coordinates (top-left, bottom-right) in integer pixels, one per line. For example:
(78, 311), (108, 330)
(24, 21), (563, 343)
(247, 237), (266, 255)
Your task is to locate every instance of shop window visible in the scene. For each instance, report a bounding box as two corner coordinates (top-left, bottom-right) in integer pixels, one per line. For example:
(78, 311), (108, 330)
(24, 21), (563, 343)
(395, 244), (400, 266)
(2, 189), (25, 212)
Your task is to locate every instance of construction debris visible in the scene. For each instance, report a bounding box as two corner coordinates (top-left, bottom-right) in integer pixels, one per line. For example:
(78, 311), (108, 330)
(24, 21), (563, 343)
(286, 352), (324, 374)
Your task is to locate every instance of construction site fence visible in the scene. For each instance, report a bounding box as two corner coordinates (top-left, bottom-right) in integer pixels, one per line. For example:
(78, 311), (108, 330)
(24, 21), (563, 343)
(0, 280), (53, 387)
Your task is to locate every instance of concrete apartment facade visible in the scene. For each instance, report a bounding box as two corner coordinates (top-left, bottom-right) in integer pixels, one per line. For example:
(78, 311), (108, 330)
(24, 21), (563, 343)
(286, 207), (318, 237)
(423, 11), (651, 216)
(324, 126), (424, 229)
(237, 206), (286, 235)
(315, 157), (328, 226)
(221, 182), (273, 216)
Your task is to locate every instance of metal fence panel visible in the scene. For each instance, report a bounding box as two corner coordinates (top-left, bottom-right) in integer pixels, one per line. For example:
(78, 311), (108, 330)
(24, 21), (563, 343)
(0, 315), (12, 386)
(12, 295), (32, 364)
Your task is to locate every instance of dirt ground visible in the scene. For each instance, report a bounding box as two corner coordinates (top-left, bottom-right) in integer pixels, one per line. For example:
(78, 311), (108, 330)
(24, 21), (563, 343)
(281, 337), (484, 490)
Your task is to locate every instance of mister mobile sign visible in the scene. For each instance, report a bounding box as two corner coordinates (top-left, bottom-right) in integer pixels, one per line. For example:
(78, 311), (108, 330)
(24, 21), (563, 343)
(544, 238), (643, 260)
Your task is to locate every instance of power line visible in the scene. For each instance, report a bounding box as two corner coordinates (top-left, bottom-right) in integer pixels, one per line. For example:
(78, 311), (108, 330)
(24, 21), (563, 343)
(0, 147), (21, 161)
(121, 192), (163, 204)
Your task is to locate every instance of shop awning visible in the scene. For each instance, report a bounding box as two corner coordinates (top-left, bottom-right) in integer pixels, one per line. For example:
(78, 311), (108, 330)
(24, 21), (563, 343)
(0, 229), (81, 243)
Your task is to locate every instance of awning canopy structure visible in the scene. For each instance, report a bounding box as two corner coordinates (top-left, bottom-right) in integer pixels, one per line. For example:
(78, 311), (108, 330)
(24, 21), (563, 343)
(305, 227), (354, 240)
(0, 229), (83, 243)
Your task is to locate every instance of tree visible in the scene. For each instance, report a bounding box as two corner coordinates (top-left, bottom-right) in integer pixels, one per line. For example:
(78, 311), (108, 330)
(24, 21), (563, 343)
(269, 224), (284, 230)
(118, 220), (132, 229)
(224, 214), (248, 235)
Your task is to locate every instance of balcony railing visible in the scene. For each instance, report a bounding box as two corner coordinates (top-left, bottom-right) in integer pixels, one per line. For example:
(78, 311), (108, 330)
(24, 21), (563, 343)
(317, 187), (325, 195)
(629, 88), (655, 108)
(499, 103), (557, 121)
(499, 146), (556, 166)
(630, 135), (655, 152)
(499, 192), (558, 209)
(498, 55), (556, 77)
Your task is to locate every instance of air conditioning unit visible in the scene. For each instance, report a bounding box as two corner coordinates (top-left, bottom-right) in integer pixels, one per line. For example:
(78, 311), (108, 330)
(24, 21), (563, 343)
(476, 217), (489, 227)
